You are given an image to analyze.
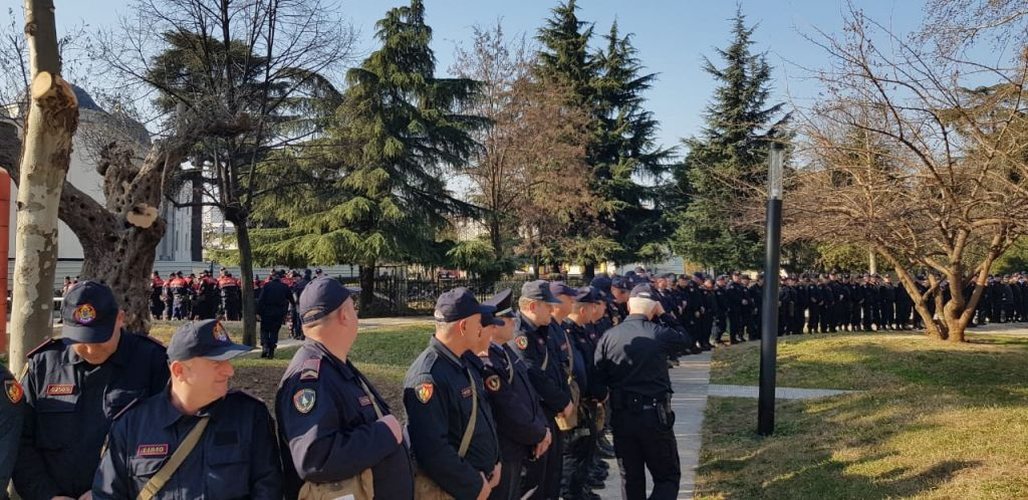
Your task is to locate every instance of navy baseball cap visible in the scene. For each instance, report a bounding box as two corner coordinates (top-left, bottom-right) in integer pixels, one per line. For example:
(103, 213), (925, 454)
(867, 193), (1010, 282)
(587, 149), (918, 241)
(520, 280), (562, 304)
(435, 287), (493, 322)
(590, 276), (612, 293)
(629, 284), (657, 300)
(483, 289), (514, 318)
(61, 280), (119, 344)
(479, 306), (505, 327)
(610, 277), (631, 291)
(575, 286), (603, 303)
(167, 320), (250, 362)
(298, 277), (359, 325)
(549, 282), (578, 298)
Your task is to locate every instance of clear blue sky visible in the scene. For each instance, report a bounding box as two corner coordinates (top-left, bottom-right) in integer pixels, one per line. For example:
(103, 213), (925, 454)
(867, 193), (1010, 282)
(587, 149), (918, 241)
(3, 0), (926, 154)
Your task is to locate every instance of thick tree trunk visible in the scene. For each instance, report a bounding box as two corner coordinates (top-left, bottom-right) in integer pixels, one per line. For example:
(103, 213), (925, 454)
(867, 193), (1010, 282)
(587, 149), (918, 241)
(359, 262), (375, 311)
(232, 219), (258, 347)
(9, 0), (77, 374)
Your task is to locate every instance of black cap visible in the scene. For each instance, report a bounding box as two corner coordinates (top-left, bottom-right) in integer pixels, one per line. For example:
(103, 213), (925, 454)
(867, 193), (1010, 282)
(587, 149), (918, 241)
(167, 319), (250, 362)
(483, 289), (514, 317)
(610, 277), (631, 291)
(479, 306), (504, 327)
(434, 287), (493, 322)
(590, 276), (612, 294)
(298, 277), (359, 325)
(61, 280), (119, 344)
(520, 280), (562, 304)
(575, 286), (603, 303)
(549, 281), (577, 298)
(629, 284), (657, 300)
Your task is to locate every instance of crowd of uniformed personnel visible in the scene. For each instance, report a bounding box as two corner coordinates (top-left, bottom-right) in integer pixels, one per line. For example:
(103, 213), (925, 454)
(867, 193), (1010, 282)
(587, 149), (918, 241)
(8, 265), (1028, 499)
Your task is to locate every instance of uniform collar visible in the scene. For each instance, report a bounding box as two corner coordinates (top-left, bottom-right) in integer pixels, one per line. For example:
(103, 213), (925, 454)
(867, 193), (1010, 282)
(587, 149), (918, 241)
(625, 314), (648, 321)
(157, 386), (225, 428)
(429, 336), (466, 368)
(68, 331), (131, 367)
(307, 340), (355, 380)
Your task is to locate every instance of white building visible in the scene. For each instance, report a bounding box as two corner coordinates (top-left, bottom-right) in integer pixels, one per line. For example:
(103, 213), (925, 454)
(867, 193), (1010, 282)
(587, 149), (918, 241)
(3, 85), (201, 289)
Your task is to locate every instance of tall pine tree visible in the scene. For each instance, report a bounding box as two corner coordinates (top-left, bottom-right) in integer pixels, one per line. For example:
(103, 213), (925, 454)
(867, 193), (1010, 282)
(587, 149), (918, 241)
(671, 7), (787, 271)
(536, 2), (671, 275)
(249, 0), (484, 310)
(593, 21), (675, 266)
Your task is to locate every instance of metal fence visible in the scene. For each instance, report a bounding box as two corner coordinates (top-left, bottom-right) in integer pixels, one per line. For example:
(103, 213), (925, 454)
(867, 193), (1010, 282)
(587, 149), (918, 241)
(347, 275), (588, 316)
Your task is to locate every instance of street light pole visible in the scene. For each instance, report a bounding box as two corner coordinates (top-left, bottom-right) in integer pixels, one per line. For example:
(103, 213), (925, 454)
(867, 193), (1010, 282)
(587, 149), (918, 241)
(758, 142), (785, 436)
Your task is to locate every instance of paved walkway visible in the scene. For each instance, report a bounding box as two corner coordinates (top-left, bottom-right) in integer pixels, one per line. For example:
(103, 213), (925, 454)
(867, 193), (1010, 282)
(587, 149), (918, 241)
(596, 351), (712, 500)
(707, 384), (859, 400)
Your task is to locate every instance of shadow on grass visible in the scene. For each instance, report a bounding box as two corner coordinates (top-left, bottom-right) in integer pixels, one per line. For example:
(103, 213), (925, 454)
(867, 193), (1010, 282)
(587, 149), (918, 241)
(698, 396), (985, 499)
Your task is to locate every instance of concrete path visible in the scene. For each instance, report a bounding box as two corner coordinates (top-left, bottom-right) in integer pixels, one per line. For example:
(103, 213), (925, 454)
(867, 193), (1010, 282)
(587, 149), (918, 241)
(596, 351), (712, 500)
(707, 384), (859, 400)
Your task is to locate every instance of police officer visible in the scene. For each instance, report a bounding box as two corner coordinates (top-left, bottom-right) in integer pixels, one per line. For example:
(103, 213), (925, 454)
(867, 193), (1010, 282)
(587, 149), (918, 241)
(14, 281), (169, 500)
(509, 280), (574, 500)
(0, 360), (24, 490)
(277, 277), (412, 499)
(150, 271), (165, 320)
(594, 284), (691, 500)
(93, 319), (282, 498)
(471, 289), (551, 500)
(217, 271), (242, 321)
(405, 288), (501, 500)
(725, 272), (747, 344)
(256, 271), (296, 358)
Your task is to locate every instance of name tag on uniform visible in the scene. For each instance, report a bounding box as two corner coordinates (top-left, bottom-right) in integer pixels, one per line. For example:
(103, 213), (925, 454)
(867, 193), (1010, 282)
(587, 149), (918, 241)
(137, 444), (169, 457)
(45, 384), (75, 396)
(358, 396), (372, 407)
(461, 386), (472, 398)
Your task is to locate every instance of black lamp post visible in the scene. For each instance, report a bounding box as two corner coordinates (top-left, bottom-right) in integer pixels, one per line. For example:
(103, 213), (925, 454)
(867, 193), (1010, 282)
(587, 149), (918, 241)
(757, 143), (785, 436)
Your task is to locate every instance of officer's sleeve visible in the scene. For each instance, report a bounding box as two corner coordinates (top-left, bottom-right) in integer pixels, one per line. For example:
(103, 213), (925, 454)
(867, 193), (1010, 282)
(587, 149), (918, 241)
(248, 404), (283, 499)
(91, 418), (130, 500)
(12, 360), (61, 500)
(507, 337), (570, 414)
(0, 375), (22, 488)
(277, 377), (398, 482)
(592, 337), (612, 398)
(655, 323), (692, 355)
(404, 374), (484, 500)
(482, 366), (546, 446)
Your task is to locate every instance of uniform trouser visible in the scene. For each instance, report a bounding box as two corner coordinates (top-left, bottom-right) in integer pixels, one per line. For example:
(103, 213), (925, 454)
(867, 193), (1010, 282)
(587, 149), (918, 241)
(700, 317), (714, 345)
(523, 418), (563, 499)
(562, 424), (596, 498)
(727, 312), (744, 340)
(149, 295), (163, 319)
(744, 312), (759, 340)
(792, 308), (805, 334)
(881, 302), (894, 328)
(807, 305), (819, 332)
(714, 315), (727, 342)
(260, 314), (284, 351)
(862, 305), (874, 330)
(778, 310), (789, 336)
(490, 453), (525, 500)
(172, 297), (185, 319)
(612, 407), (680, 500)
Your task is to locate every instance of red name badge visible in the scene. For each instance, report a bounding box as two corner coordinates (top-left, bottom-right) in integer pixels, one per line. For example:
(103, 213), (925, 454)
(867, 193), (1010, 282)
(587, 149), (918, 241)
(45, 384), (75, 396)
(137, 444), (169, 457)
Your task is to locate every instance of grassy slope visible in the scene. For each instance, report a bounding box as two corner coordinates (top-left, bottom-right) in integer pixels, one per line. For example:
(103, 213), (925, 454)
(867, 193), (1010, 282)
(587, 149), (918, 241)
(698, 332), (1028, 499)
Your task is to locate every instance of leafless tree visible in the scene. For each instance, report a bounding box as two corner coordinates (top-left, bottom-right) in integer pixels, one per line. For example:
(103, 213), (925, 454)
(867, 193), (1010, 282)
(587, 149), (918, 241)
(787, 9), (1028, 341)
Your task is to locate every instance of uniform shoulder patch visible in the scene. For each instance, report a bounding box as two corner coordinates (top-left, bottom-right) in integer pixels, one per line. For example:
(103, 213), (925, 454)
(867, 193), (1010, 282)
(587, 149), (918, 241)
(293, 388), (316, 414)
(514, 336), (529, 350)
(299, 357), (321, 381)
(26, 338), (61, 357)
(4, 379), (24, 404)
(485, 375), (501, 392)
(415, 382), (434, 404)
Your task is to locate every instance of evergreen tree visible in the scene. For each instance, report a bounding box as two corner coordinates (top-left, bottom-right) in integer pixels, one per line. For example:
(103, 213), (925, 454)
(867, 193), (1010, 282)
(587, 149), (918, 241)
(670, 7), (787, 271)
(249, 0), (484, 311)
(593, 21), (675, 265)
(535, 2), (672, 274)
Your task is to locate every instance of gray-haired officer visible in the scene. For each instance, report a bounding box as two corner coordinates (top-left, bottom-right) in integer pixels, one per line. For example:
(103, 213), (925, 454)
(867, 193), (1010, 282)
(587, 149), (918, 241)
(93, 319), (282, 498)
(510, 280), (574, 499)
(14, 281), (169, 500)
(594, 284), (692, 500)
(276, 277), (413, 499)
(404, 288), (501, 500)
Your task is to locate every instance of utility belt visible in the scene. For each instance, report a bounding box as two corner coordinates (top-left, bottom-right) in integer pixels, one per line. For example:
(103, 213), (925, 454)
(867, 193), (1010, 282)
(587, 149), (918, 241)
(613, 391), (675, 427)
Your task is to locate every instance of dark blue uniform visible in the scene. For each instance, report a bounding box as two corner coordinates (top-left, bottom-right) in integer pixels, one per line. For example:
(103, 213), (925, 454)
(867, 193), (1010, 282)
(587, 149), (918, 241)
(256, 278), (294, 356)
(404, 337), (500, 500)
(468, 343), (548, 500)
(509, 313), (571, 499)
(594, 314), (691, 500)
(14, 334), (169, 500)
(560, 319), (603, 499)
(1, 362), (24, 489)
(276, 341), (413, 499)
(92, 388), (282, 499)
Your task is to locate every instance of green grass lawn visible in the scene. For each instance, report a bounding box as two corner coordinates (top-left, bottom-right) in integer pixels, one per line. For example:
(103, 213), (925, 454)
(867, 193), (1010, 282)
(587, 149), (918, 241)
(697, 332), (1028, 499)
